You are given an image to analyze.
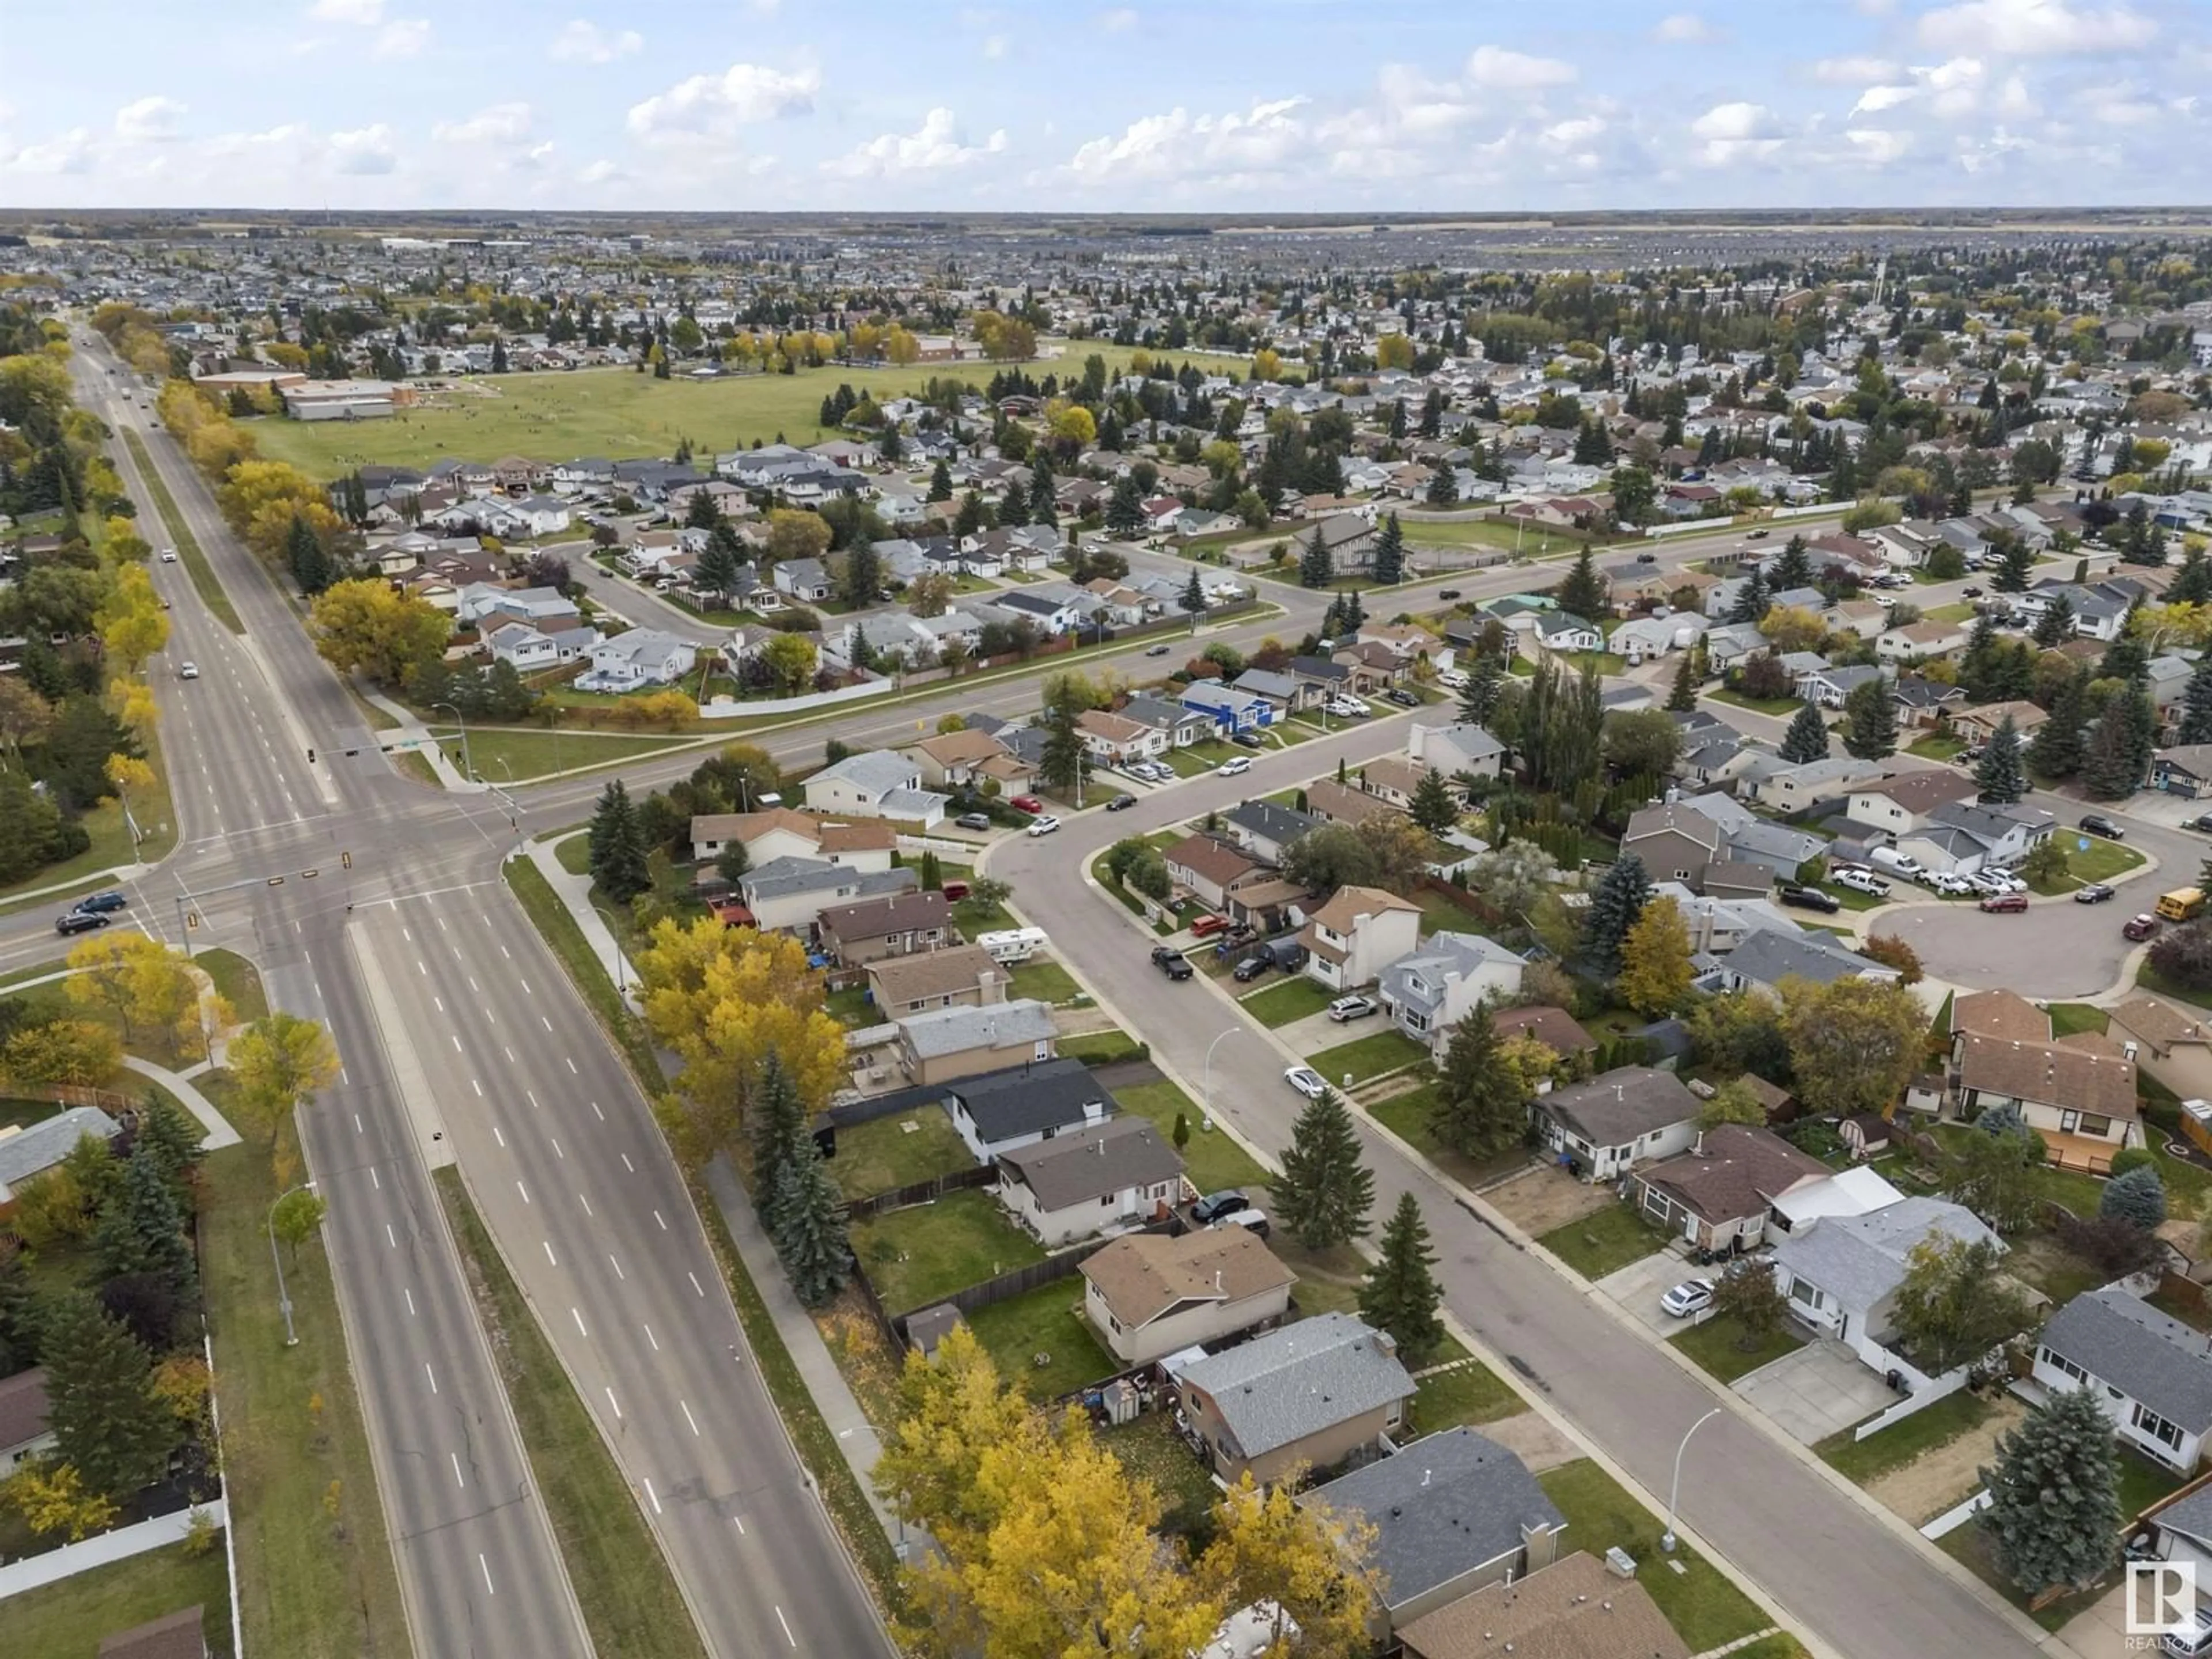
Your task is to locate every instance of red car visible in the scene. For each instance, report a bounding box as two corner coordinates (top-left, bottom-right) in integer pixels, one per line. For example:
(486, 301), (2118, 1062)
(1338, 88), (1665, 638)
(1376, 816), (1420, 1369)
(2124, 914), (2160, 942)
(1010, 794), (1044, 814)
(1978, 892), (2029, 914)
(1190, 914), (1230, 938)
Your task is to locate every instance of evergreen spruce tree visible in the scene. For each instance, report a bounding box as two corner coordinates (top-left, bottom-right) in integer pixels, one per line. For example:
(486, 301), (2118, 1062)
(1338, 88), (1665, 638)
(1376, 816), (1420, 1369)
(1372, 512), (1404, 585)
(1418, 387), (1442, 438)
(2177, 654), (2212, 747)
(695, 525), (741, 601)
(1431, 1009), (1534, 1160)
(2120, 686), (2160, 787)
(2099, 1164), (2166, 1228)
(1425, 467), (1459, 506)
(927, 458), (953, 502)
(840, 539), (882, 609)
(1039, 704), (1088, 794)
(1778, 702), (1830, 764)
(1270, 1089), (1374, 1251)
(768, 1139), (850, 1309)
(130, 1096), (203, 1191)
(92, 1146), (198, 1306)
(1180, 566), (1206, 628)
(1581, 852), (1653, 976)
(2081, 704), (2144, 800)
(1555, 544), (1607, 619)
(2031, 596), (2077, 649)
(2027, 672), (2088, 778)
(1299, 523), (1333, 589)
(1977, 1386), (2120, 1593)
(1728, 566), (1769, 624)
(1974, 713), (2027, 804)
(1770, 533), (1812, 590)
(749, 1054), (809, 1222)
(1408, 767), (1458, 834)
(285, 513), (332, 595)
(586, 781), (652, 903)
(1993, 535), (2035, 592)
(2172, 544), (2212, 606)
(40, 1295), (173, 1499)
(1104, 475), (1143, 537)
(1840, 676), (1898, 760)
(1358, 1192), (1445, 1364)
(1666, 649), (1698, 712)
(1458, 654), (1505, 726)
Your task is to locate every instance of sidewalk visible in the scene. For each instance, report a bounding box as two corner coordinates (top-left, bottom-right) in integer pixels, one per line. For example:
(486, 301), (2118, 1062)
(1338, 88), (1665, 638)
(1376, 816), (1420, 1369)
(124, 1054), (243, 1151)
(357, 687), (483, 793)
(522, 835), (641, 1011)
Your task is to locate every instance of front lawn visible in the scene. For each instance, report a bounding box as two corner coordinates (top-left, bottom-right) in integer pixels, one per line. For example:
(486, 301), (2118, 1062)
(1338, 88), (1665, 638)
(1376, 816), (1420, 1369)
(1113, 1078), (1268, 1191)
(1304, 1029), (1429, 1086)
(1670, 1313), (1806, 1384)
(1816, 1391), (1992, 1486)
(2, 1541), (234, 1659)
(1412, 1359), (1521, 1433)
(849, 1188), (1045, 1313)
(1239, 975), (1336, 1028)
(1008, 958), (1085, 1007)
(2028, 836), (2146, 895)
(1061, 1027), (1146, 1066)
(1365, 1082), (1534, 1188)
(1537, 1203), (1672, 1280)
(1707, 688), (1802, 715)
(963, 1278), (1116, 1402)
(828, 1104), (976, 1200)
(1537, 1459), (1771, 1653)
(429, 725), (699, 783)
(1908, 734), (1966, 762)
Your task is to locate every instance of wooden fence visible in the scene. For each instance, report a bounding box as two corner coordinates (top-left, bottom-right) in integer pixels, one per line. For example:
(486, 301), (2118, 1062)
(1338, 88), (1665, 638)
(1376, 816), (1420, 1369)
(842, 1162), (996, 1222)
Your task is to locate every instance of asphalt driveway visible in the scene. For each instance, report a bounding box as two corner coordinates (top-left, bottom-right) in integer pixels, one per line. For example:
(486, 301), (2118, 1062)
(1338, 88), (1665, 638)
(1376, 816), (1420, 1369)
(1732, 1339), (1898, 1444)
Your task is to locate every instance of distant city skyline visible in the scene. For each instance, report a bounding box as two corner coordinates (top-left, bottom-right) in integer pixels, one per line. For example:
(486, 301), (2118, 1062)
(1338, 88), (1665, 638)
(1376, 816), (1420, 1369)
(5, 0), (2209, 211)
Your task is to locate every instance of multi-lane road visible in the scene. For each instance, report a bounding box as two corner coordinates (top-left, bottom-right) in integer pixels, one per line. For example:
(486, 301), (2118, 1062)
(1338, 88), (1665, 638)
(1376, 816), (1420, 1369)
(68, 339), (891, 1659)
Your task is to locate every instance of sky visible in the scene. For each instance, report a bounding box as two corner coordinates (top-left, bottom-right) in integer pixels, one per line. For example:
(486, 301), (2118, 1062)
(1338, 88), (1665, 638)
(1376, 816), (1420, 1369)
(2, 0), (2209, 213)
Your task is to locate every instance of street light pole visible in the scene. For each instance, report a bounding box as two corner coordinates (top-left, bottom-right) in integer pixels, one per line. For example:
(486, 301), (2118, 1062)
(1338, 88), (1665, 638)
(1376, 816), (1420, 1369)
(1202, 1027), (1238, 1131)
(268, 1180), (318, 1347)
(432, 700), (475, 782)
(1662, 1407), (1722, 1553)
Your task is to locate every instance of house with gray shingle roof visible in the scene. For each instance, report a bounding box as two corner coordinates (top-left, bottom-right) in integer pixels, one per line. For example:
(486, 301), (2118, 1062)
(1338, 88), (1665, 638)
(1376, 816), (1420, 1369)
(2035, 1289), (2212, 1473)
(1770, 1196), (2001, 1384)
(1173, 1312), (1415, 1486)
(1378, 933), (1527, 1052)
(994, 1117), (1186, 1246)
(0, 1107), (120, 1206)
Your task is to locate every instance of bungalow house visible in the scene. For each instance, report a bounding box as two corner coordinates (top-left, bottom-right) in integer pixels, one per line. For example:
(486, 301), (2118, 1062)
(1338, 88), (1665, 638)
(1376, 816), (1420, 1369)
(1378, 933), (1528, 1050)
(995, 588), (1086, 635)
(863, 945), (1006, 1021)
(897, 999), (1060, 1089)
(1119, 693), (1213, 751)
(689, 808), (895, 870)
(1795, 662), (1885, 710)
(1492, 1003), (1598, 1063)
(901, 728), (1014, 790)
(2107, 995), (2212, 1103)
(1222, 798), (1320, 867)
(995, 1118), (1186, 1247)
(1305, 777), (1404, 828)
(774, 558), (835, 603)
(1165, 834), (1268, 911)
(1876, 619), (1973, 664)
(1699, 926), (1900, 1001)
(804, 750), (949, 827)
(1770, 1196), (2003, 1382)
(1299, 513), (1380, 574)
(1532, 612), (1605, 657)
(1633, 1124), (1831, 1254)
(1076, 708), (1168, 765)
(2150, 745), (2212, 799)
(1842, 770), (1982, 839)
(1173, 1313), (1414, 1487)
(932, 1054), (1110, 1161)
(1225, 874), (1310, 937)
(1952, 700), (2050, 745)
(1622, 802), (1724, 889)
(1892, 675), (1968, 729)
(0, 1108), (122, 1215)
(1081, 1226), (1297, 1368)
(737, 858), (916, 934)
(1540, 1067), (1702, 1180)
(1952, 1005), (2141, 1172)
(1902, 799), (2055, 874)
(0, 1367), (55, 1470)
(816, 891), (952, 966)
(1396, 1551), (1689, 1659)
(1408, 722), (1506, 787)
(1179, 681), (1276, 734)
(1231, 667), (1315, 715)
(1310, 1429), (1568, 1638)
(1289, 654), (1358, 703)
(575, 628), (697, 692)
(2033, 1288), (2212, 1474)
(2145, 1486), (2212, 1594)
(1334, 641), (1412, 692)
(480, 616), (596, 671)
(1353, 755), (1435, 812)
(1299, 885), (1423, 993)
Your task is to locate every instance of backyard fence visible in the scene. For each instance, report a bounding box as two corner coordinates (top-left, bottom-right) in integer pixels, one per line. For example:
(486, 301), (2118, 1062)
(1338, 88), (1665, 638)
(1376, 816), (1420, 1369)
(842, 1162), (997, 1222)
(881, 1215), (1185, 1333)
(1850, 1366), (1975, 1441)
(1413, 873), (1512, 931)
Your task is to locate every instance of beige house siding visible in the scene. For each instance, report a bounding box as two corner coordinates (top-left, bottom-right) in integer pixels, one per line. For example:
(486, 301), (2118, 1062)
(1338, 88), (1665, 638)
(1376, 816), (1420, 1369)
(1083, 1278), (1294, 1368)
(1180, 1389), (1404, 1487)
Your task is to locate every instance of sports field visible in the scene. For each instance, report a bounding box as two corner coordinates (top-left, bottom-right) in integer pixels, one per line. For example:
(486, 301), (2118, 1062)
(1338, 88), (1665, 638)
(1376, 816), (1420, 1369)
(244, 340), (1250, 478)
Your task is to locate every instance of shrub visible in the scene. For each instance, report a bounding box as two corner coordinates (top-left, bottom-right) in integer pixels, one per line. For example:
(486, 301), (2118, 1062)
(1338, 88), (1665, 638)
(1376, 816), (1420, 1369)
(2108, 1146), (2157, 1180)
(2149, 921), (2212, 991)
(2100, 1164), (2167, 1229)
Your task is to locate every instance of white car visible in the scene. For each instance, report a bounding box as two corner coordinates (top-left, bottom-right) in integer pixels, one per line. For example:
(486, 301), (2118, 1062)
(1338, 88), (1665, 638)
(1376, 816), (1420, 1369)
(1660, 1279), (1716, 1319)
(1972, 869), (2027, 896)
(1218, 756), (1252, 777)
(159, 548), (179, 562)
(1437, 669), (1469, 691)
(1327, 994), (1378, 1023)
(1025, 814), (1060, 837)
(177, 661), (199, 680)
(1832, 868), (1890, 897)
(1924, 870), (1975, 896)
(1284, 1065), (1327, 1099)
(1325, 698), (1370, 718)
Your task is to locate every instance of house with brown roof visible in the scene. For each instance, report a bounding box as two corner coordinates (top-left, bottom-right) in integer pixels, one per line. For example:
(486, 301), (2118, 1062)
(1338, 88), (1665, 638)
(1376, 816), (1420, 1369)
(1354, 755), (1434, 810)
(864, 944), (1006, 1020)
(995, 1118), (1187, 1247)
(1842, 770), (1982, 839)
(1491, 1004), (1597, 1059)
(1952, 1005), (2141, 1171)
(1305, 777), (1404, 828)
(0, 1366), (55, 1469)
(1952, 699), (2050, 744)
(1075, 707), (1166, 764)
(1164, 833), (1268, 910)
(1175, 1313), (1414, 1486)
(1298, 885), (1423, 992)
(1540, 1066), (1702, 1180)
(689, 807), (897, 871)
(1633, 1124), (1831, 1253)
(1081, 1226), (1297, 1365)
(817, 891), (952, 966)
(1332, 640), (1410, 692)
(1397, 1551), (1689, 1659)
(900, 726), (1013, 789)
(2108, 995), (2212, 1103)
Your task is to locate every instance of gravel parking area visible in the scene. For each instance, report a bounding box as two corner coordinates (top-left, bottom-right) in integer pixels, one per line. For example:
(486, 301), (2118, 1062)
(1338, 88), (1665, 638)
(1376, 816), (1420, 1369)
(1486, 1165), (1618, 1235)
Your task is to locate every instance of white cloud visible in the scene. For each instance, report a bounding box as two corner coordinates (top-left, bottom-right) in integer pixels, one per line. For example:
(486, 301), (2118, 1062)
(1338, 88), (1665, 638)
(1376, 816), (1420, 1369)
(982, 33), (1010, 59)
(550, 20), (642, 63)
(1689, 101), (1785, 165)
(1847, 57), (1987, 119)
(1851, 84), (1917, 114)
(114, 97), (187, 142)
(626, 63), (820, 141)
(7, 127), (94, 173)
(578, 157), (624, 184)
(1654, 13), (1718, 43)
(1066, 96), (1312, 186)
(433, 103), (532, 144)
(1098, 7), (1138, 30)
(1846, 127), (1914, 162)
(823, 107), (1008, 179)
(372, 18), (429, 59)
(1464, 45), (1577, 88)
(1917, 0), (2154, 56)
(522, 140), (555, 166)
(1812, 55), (1903, 84)
(308, 0), (382, 22)
(328, 123), (397, 173)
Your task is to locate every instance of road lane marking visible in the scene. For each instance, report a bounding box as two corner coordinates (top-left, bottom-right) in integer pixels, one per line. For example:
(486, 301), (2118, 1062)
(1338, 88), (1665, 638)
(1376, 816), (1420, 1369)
(541, 1016), (554, 1032)
(517, 1180), (530, 1205)
(519, 978), (531, 993)
(570, 1306), (587, 1336)
(503, 1045), (516, 1063)
(501, 945), (511, 960)
(472, 1078), (483, 1097)
(544, 1240), (558, 1266)
(425, 1362), (438, 1395)
(590, 1100), (605, 1122)
(680, 1399), (700, 1437)
(403, 1287), (415, 1316)
(620, 1153), (634, 1173)
(483, 1005), (494, 1022)
(644, 1478), (662, 1514)
(734, 1515), (745, 1535)
(775, 1606), (796, 1647)
(493, 1124), (505, 1147)
(450, 1034), (461, 1052)
(402, 927), (412, 942)
(479, 1554), (494, 1596)
(608, 1253), (624, 1281)
(550, 1137), (564, 1160)
(433, 995), (444, 1013)
(385, 1224), (397, 1248)
(643, 1324), (659, 1351)
(604, 1386), (622, 1421)
(416, 959), (426, 976)
(577, 1192), (592, 1217)
(525, 1089), (538, 1109)
(340, 1067), (350, 1086)
(354, 1113), (363, 1134)
(451, 1452), (465, 1489)
(688, 1271), (705, 1297)
(653, 1210), (667, 1230)
(368, 1167), (380, 1190)
(467, 976), (479, 992)
(435, 916), (447, 933)
(566, 1056), (578, 1074)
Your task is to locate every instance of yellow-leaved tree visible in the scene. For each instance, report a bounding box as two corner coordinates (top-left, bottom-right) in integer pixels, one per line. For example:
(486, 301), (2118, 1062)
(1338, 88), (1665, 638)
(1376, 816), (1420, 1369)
(1197, 1475), (1381, 1659)
(308, 579), (452, 688)
(95, 564), (169, 673)
(65, 931), (198, 1050)
(3, 1018), (122, 1086)
(227, 1011), (340, 1147)
(1616, 894), (1692, 1018)
(4, 1461), (120, 1542)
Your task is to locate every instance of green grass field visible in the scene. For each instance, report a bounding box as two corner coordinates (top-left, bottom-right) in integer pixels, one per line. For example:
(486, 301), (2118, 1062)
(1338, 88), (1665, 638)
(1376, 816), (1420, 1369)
(849, 1188), (1044, 1313)
(431, 725), (703, 785)
(828, 1104), (975, 1199)
(1537, 1203), (1672, 1280)
(2, 1541), (234, 1659)
(244, 344), (1250, 476)
(1112, 1077), (1267, 1192)
(962, 1278), (1115, 1402)
(1671, 1312), (1806, 1384)
(1304, 1029), (1429, 1085)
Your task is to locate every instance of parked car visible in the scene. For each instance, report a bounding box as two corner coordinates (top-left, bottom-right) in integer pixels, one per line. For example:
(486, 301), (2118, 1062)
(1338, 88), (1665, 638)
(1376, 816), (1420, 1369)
(1437, 669), (1468, 690)
(1438, 589), (1462, 601)
(2081, 814), (2126, 841)
(1190, 914), (1230, 938)
(1634, 550), (1658, 564)
(159, 548), (178, 562)
(55, 911), (109, 935)
(1209, 1208), (1271, 1240)
(1924, 870), (1977, 896)
(1832, 869), (1890, 897)
(1105, 793), (1137, 812)
(1232, 730), (1264, 748)
(1232, 955), (1270, 982)
(1156, 952), (1194, 981)
(1979, 892), (2029, 914)
(1327, 994), (1379, 1022)
(1968, 869), (2024, 897)
(1010, 794), (1044, 814)
(2186, 813), (2212, 834)
(1218, 756), (1252, 776)
(1025, 814), (1061, 838)
(2124, 913), (2161, 941)
(1747, 528), (1771, 540)
(954, 812), (992, 832)
(1384, 688), (1420, 707)
(1283, 1065), (1327, 1100)
(940, 880), (971, 902)
(1778, 885), (1842, 914)
(2076, 882), (2116, 904)
(1961, 585), (1984, 599)
(1660, 1279), (1716, 1318)
(1324, 698), (1370, 718)
(1190, 1190), (1249, 1226)
(73, 892), (128, 914)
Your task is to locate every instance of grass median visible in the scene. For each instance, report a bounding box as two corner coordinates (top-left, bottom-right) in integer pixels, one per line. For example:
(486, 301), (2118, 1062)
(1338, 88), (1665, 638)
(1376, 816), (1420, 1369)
(124, 428), (244, 634)
(435, 1166), (707, 1659)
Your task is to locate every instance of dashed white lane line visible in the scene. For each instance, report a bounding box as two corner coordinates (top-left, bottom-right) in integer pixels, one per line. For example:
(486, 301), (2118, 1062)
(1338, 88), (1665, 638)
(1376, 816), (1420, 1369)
(517, 975), (529, 991)
(570, 1306), (587, 1337)
(425, 1362), (438, 1395)
(472, 1078), (483, 1097)
(432, 995), (445, 1013)
(354, 1113), (363, 1134)
(550, 1137), (564, 1160)
(734, 1515), (745, 1536)
(451, 1451), (466, 1490)
(449, 1034), (462, 1052)
(643, 1324), (660, 1352)
(643, 1477), (662, 1514)
(479, 1554), (495, 1596)
(541, 1016), (554, 1032)
(591, 1101), (605, 1124)
(403, 1287), (415, 1316)
(503, 1046), (516, 1063)
(566, 1056), (578, 1074)
(385, 1224), (397, 1248)
(688, 1271), (705, 1297)
(368, 1167), (380, 1190)
(543, 1240), (558, 1267)
(516, 1180), (530, 1205)
(620, 1153), (634, 1173)
(775, 1606), (796, 1648)
(526, 1089), (539, 1110)
(680, 1399), (700, 1437)
(653, 1209), (667, 1232)
(608, 1253), (624, 1282)
(604, 1386), (622, 1421)
(493, 1124), (505, 1148)
(577, 1192), (593, 1218)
